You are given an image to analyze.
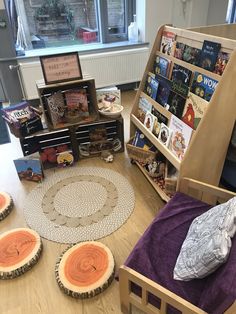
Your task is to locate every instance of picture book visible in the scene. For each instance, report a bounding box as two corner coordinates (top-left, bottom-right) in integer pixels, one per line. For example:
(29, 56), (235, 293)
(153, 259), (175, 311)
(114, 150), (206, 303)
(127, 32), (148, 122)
(153, 55), (171, 78)
(166, 91), (186, 119)
(199, 40), (221, 72)
(213, 51), (230, 76)
(182, 45), (201, 65)
(158, 123), (172, 147)
(137, 96), (152, 123)
(46, 91), (66, 127)
(132, 130), (154, 151)
(143, 111), (157, 133)
(96, 89), (121, 110)
(145, 73), (159, 100)
(160, 31), (176, 56)
(152, 109), (168, 137)
(13, 153), (44, 183)
(171, 64), (192, 86)
(169, 115), (193, 160)
(174, 42), (185, 60)
(182, 92), (208, 130)
(64, 89), (89, 123)
(170, 64), (192, 97)
(155, 74), (172, 107)
(190, 72), (218, 102)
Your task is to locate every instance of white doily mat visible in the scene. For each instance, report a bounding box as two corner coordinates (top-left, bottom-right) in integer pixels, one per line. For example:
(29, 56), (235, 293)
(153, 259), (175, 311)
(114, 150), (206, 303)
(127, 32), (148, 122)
(24, 167), (135, 243)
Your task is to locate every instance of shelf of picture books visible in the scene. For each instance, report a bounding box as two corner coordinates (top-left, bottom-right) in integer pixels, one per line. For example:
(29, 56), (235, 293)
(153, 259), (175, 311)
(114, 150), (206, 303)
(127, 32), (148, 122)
(36, 77), (99, 130)
(129, 24), (236, 199)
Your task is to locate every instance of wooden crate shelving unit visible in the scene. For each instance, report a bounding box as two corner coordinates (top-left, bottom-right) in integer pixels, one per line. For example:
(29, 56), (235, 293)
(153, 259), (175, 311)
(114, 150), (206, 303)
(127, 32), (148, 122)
(20, 116), (124, 167)
(36, 78), (99, 131)
(130, 24), (236, 201)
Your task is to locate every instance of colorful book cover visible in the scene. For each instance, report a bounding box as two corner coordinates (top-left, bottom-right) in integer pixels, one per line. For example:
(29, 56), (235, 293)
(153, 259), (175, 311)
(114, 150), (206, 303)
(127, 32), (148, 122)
(190, 72), (218, 102)
(158, 123), (172, 147)
(160, 31), (176, 56)
(199, 40), (221, 72)
(169, 115), (193, 160)
(13, 153), (44, 183)
(65, 89), (89, 118)
(171, 63), (192, 86)
(96, 89), (121, 110)
(153, 55), (171, 78)
(152, 108), (168, 137)
(182, 92), (208, 130)
(143, 111), (157, 133)
(145, 73), (159, 100)
(213, 51), (230, 76)
(170, 63), (192, 97)
(132, 130), (152, 151)
(155, 74), (172, 107)
(174, 42), (186, 60)
(166, 91), (186, 119)
(182, 45), (201, 65)
(137, 96), (152, 123)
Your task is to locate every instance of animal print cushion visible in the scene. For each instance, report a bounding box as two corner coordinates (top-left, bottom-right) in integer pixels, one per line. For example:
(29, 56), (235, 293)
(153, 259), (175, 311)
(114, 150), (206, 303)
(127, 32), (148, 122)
(173, 196), (236, 281)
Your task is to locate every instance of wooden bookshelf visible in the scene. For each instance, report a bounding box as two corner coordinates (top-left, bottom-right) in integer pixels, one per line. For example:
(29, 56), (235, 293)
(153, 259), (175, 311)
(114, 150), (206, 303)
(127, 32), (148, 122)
(129, 24), (236, 201)
(135, 162), (170, 202)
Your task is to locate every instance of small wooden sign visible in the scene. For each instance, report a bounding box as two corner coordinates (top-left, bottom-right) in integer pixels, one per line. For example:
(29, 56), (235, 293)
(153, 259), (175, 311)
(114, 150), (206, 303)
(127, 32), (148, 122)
(40, 52), (83, 84)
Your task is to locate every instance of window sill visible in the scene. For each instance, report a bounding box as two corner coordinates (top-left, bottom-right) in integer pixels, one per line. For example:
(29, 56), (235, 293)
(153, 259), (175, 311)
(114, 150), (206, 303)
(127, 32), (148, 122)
(19, 41), (149, 59)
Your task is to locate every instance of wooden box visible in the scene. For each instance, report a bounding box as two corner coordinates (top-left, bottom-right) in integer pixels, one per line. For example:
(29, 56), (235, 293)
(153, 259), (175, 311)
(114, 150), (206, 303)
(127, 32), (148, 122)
(36, 78), (99, 130)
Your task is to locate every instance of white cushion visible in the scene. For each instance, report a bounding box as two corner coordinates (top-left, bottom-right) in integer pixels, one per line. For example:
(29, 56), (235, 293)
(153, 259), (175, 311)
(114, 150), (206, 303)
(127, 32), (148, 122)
(173, 196), (236, 281)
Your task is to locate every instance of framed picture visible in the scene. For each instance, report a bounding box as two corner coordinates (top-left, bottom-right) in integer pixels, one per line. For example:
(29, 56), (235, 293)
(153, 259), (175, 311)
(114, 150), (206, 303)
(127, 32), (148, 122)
(39, 52), (83, 84)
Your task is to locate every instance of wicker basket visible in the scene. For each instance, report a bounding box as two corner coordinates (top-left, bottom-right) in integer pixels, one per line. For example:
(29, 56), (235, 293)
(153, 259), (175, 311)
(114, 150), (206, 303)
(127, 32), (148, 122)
(126, 138), (156, 164)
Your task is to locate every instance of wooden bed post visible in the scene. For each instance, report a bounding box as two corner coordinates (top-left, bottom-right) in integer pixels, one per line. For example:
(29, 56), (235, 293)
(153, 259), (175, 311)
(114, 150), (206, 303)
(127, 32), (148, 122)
(119, 267), (131, 314)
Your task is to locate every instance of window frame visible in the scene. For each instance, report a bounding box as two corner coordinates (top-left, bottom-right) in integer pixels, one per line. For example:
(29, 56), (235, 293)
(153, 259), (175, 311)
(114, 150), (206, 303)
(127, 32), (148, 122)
(13, 0), (136, 52)
(98, 0), (135, 43)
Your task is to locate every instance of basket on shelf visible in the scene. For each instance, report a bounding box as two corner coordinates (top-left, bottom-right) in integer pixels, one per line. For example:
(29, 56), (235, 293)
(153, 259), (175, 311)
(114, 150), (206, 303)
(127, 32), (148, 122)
(126, 138), (156, 164)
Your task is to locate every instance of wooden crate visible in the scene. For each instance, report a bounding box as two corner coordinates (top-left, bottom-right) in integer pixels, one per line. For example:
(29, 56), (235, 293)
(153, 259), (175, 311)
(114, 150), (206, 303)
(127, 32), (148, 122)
(76, 116), (124, 158)
(36, 78), (99, 130)
(20, 116), (124, 165)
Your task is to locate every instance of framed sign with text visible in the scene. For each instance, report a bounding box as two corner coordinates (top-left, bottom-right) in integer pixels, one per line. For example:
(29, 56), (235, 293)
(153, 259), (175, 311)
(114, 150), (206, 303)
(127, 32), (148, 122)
(39, 52), (83, 84)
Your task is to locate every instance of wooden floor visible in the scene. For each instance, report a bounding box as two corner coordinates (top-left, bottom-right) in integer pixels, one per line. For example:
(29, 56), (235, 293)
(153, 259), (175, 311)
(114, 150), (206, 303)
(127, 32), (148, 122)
(0, 90), (164, 314)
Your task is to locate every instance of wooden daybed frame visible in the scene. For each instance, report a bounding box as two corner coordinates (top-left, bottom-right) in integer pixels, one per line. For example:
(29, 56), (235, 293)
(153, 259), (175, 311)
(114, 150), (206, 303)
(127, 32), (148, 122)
(119, 177), (236, 314)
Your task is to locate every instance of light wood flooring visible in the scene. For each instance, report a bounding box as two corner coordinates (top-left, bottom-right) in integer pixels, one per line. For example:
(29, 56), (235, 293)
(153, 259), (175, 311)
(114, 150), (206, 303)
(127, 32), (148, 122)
(0, 90), (164, 314)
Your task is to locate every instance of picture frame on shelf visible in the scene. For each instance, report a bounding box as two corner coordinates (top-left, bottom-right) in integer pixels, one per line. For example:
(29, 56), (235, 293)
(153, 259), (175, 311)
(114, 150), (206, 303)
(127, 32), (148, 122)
(39, 52), (83, 85)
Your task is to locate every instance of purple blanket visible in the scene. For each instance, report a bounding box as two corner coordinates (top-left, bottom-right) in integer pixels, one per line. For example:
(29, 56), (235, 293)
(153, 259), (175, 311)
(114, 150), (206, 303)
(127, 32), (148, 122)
(125, 192), (236, 314)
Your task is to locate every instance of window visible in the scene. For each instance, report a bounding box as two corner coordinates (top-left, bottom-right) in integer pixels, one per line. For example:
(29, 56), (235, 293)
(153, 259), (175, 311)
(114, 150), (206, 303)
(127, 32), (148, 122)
(226, 0), (236, 23)
(7, 0), (135, 52)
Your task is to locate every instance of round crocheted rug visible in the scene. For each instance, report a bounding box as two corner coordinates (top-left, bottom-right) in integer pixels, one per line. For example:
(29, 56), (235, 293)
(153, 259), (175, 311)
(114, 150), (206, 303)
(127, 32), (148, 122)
(24, 167), (135, 243)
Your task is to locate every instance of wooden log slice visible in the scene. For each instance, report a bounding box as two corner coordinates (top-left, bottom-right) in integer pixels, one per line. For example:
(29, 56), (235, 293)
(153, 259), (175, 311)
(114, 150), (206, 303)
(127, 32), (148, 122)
(0, 228), (42, 279)
(55, 241), (115, 298)
(0, 192), (13, 221)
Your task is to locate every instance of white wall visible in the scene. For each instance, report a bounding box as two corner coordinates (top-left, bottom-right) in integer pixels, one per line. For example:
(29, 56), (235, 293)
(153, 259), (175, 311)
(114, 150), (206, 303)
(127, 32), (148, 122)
(0, 0), (5, 9)
(138, 0), (229, 48)
(207, 0), (228, 25)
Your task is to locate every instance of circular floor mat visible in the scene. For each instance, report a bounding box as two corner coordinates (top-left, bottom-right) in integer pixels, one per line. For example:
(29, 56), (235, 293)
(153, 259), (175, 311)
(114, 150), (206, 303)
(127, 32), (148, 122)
(55, 241), (115, 298)
(0, 191), (13, 221)
(0, 228), (42, 279)
(24, 167), (135, 243)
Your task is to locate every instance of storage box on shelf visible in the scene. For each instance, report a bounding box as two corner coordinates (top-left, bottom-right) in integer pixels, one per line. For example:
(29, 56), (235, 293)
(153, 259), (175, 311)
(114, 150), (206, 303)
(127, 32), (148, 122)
(129, 24), (236, 201)
(36, 78), (99, 131)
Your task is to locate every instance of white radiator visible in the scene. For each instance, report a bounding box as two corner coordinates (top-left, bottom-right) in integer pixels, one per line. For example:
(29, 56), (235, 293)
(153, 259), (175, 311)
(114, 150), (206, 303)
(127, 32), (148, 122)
(18, 47), (149, 100)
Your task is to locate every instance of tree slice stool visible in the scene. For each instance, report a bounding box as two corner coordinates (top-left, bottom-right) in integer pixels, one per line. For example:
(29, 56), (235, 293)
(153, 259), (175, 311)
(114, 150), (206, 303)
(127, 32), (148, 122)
(55, 241), (115, 298)
(0, 191), (13, 221)
(0, 228), (42, 279)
